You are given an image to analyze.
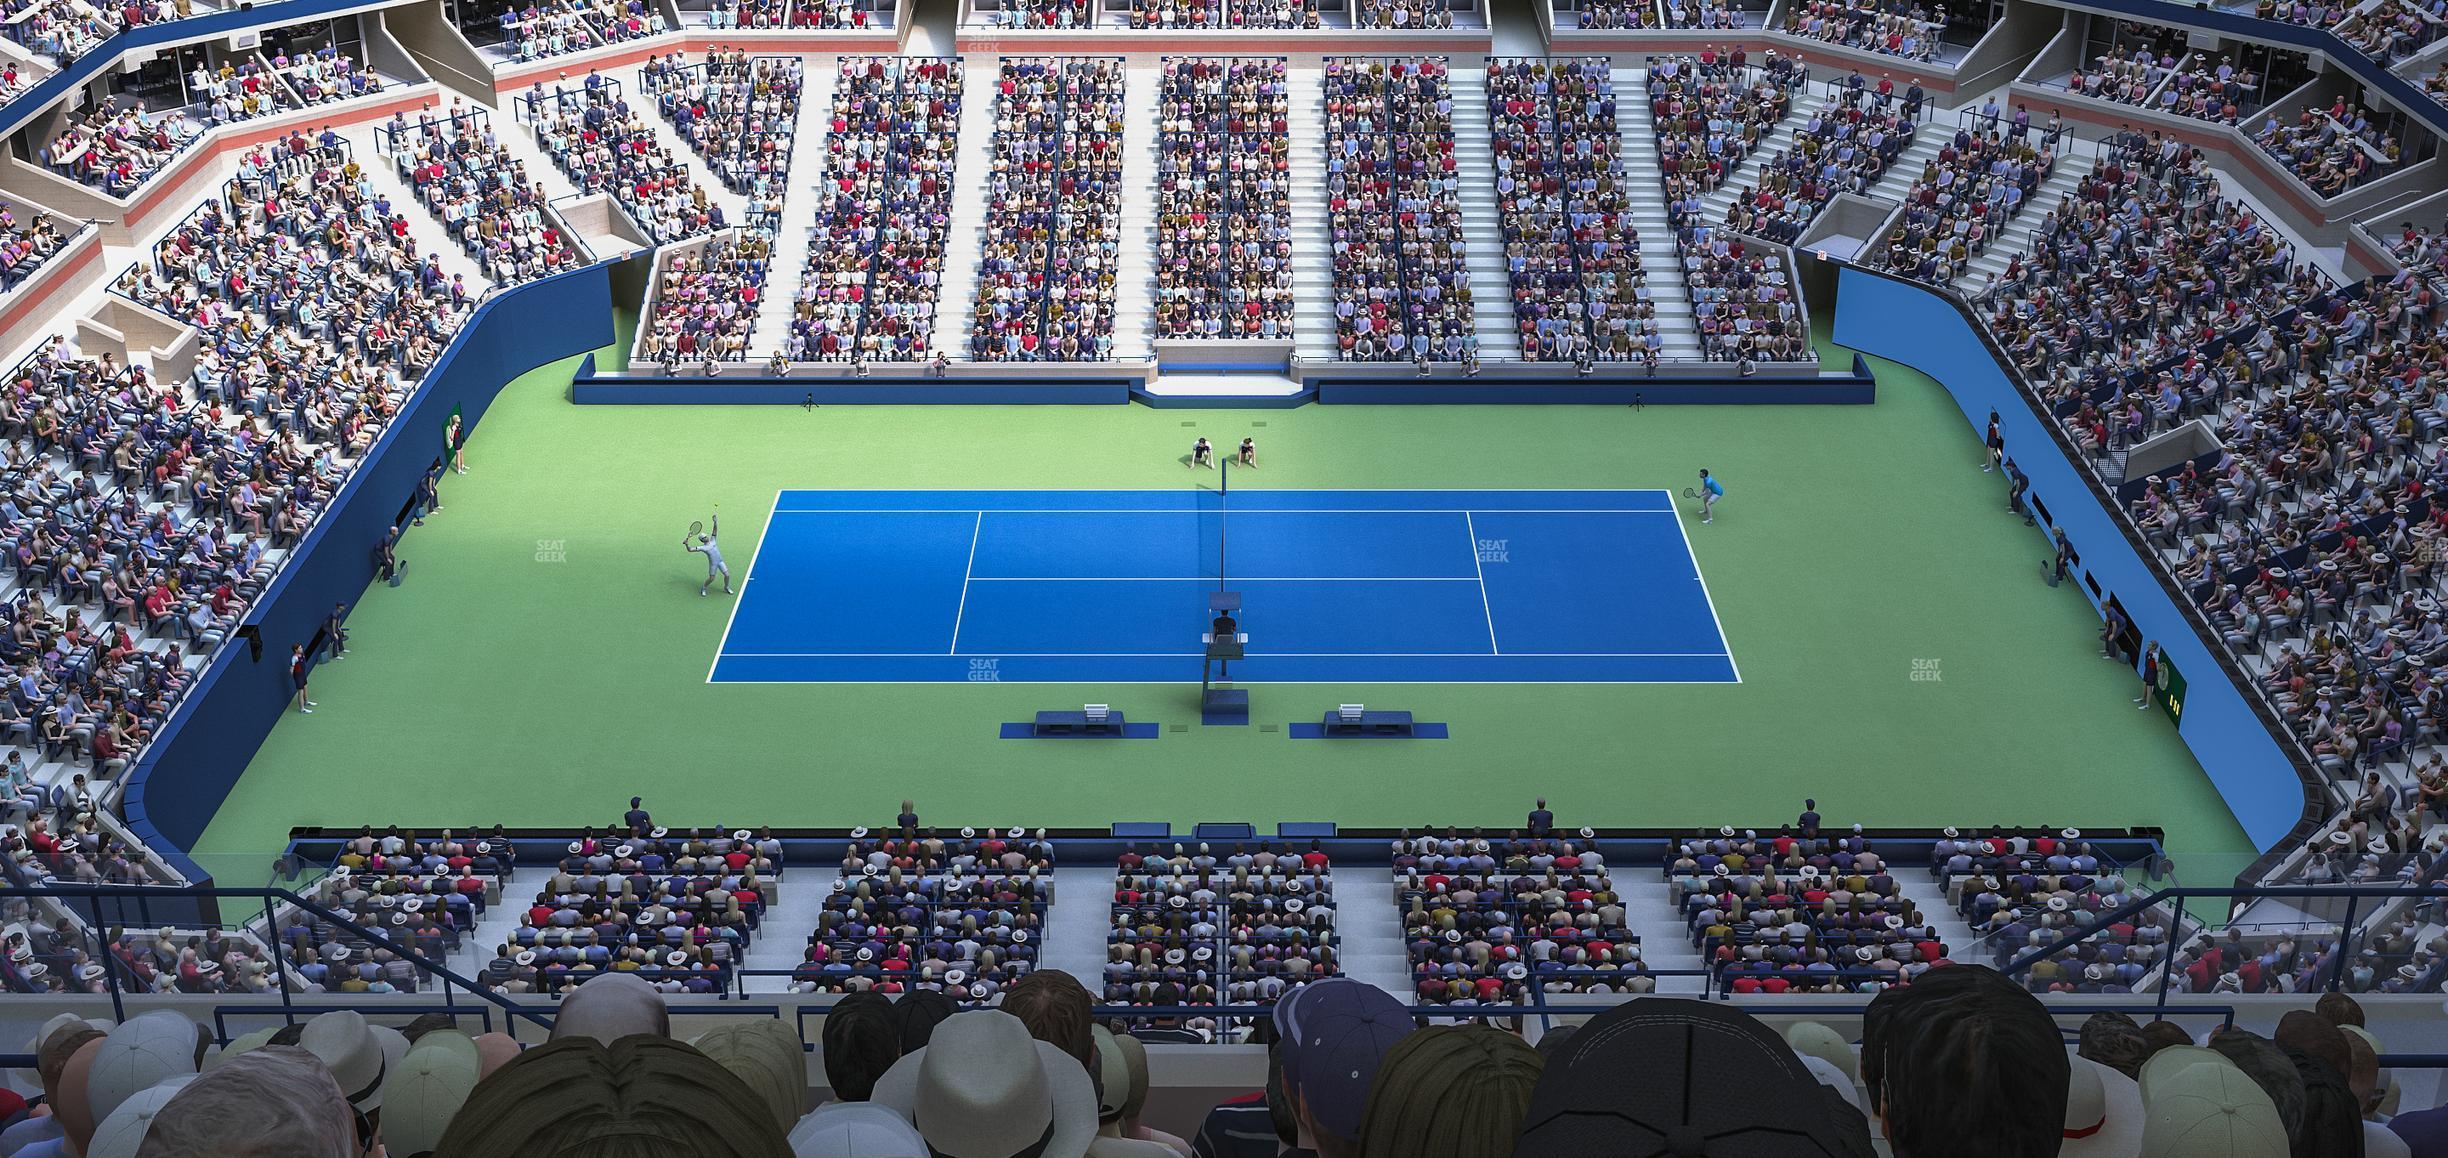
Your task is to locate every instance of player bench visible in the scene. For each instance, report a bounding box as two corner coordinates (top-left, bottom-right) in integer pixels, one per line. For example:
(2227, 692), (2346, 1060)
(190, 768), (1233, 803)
(1320, 709), (1416, 737)
(1033, 710), (1128, 737)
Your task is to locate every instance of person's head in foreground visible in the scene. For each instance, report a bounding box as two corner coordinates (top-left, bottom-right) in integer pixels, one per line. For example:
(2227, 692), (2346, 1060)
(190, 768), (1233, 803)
(433, 1034), (791, 1158)
(135, 1047), (357, 1158)
(1513, 997), (1874, 1157)
(1273, 978), (1418, 1158)
(1356, 1023), (1542, 1158)
(1862, 964), (2068, 1158)
(871, 1009), (1097, 1158)
(820, 992), (900, 1103)
(2138, 1044), (2289, 1157)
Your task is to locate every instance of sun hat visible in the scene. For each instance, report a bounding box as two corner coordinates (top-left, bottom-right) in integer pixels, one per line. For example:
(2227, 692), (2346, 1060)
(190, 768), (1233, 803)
(2063, 1051), (2145, 1157)
(377, 1030), (481, 1158)
(299, 1010), (387, 1111)
(1091, 1026), (1130, 1123)
(872, 1011), (1098, 1158)
(788, 1102), (929, 1158)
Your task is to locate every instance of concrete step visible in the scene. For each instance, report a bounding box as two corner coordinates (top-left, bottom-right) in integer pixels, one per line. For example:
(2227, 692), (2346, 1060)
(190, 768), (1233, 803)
(749, 58), (836, 357)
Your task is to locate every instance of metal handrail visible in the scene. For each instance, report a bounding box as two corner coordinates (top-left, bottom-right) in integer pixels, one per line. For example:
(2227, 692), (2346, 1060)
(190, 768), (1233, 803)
(3, 883), (553, 1031)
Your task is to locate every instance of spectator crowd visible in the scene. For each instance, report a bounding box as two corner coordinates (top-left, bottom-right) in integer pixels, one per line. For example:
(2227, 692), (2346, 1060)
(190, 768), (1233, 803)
(788, 57), (962, 363)
(1485, 57), (1660, 365)
(1153, 57), (1295, 343)
(969, 57), (1126, 363)
(1324, 56), (1475, 364)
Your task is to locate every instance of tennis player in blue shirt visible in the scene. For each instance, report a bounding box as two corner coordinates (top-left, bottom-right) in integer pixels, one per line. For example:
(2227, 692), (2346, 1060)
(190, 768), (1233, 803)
(1699, 470), (1724, 524)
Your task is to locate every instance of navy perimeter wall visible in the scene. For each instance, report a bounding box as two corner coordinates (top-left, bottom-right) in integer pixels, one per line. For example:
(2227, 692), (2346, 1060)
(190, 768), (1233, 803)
(1831, 267), (2315, 853)
(123, 266), (617, 883)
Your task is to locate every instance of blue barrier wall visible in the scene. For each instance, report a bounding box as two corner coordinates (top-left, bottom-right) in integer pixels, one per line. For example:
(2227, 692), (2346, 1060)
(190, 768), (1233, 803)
(123, 266), (615, 881)
(1831, 268), (2307, 851)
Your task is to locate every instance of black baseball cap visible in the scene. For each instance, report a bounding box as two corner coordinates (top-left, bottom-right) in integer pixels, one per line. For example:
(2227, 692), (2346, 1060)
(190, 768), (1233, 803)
(1512, 999), (1872, 1157)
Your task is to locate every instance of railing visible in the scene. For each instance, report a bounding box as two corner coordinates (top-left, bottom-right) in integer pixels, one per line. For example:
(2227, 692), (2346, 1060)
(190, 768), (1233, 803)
(2000, 882), (2448, 1008)
(2, 884), (553, 1031)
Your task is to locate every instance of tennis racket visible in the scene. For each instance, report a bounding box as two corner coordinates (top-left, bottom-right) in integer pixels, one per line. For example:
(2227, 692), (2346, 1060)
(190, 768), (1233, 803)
(1680, 487), (1700, 499)
(684, 520), (703, 548)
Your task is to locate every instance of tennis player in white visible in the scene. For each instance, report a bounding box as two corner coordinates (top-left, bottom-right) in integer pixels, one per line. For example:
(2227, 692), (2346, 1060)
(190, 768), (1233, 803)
(688, 512), (733, 596)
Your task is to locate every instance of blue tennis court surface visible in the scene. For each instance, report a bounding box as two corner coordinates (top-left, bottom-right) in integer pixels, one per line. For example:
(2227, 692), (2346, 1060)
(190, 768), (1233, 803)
(710, 490), (1737, 684)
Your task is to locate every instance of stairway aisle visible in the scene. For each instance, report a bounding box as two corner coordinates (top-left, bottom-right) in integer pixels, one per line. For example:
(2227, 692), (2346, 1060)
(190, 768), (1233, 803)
(1865, 127), (1945, 204)
(1041, 866), (1115, 981)
(734, 877), (825, 993)
(449, 887), (534, 980)
(1696, 84), (1823, 225)
(1611, 66), (1702, 361)
(492, 101), (595, 207)
(928, 60), (1005, 361)
(1627, 875), (1713, 996)
(1331, 874), (1415, 998)
(1957, 152), (2093, 291)
(1111, 63), (1162, 362)
(623, 65), (755, 232)
(1901, 877), (1987, 967)
(1446, 67), (1524, 361)
(748, 58), (837, 358)
(1286, 63), (1334, 362)
(349, 124), (492, 296)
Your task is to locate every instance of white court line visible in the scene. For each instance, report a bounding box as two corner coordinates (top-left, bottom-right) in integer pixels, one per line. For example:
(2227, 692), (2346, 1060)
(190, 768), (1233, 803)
(1464, 511), (1499, 655)
(947, 512), (984, 655)
(721, 489), (1739, 682)
(1671, 496), (1743, 684)
(712, 679), (1739, 685)
(704, 488), (783, 685)
(962, 576), (1482, 582)
(718, 651), (1735, 658)
(776, 487), (1691, 494)
(772, 508), (1676, 515)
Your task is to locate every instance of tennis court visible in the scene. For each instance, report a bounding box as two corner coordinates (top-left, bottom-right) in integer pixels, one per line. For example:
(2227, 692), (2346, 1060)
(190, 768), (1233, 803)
(709, 489), (1737, 684)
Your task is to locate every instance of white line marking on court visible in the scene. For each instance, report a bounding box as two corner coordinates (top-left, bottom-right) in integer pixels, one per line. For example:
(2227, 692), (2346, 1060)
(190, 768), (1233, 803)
(717, 651), (1734, 658)
(947, 511), (984, 654)
(706, 488), (784, 685)
(961, 576), (1482, 582)
(1670, 495), (1743, 684)
(1464, 511), (1499, 655)
(771, 508), (1676, 515)
(776, 487), (1684, 494)
(709, 678), (1739, 685)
